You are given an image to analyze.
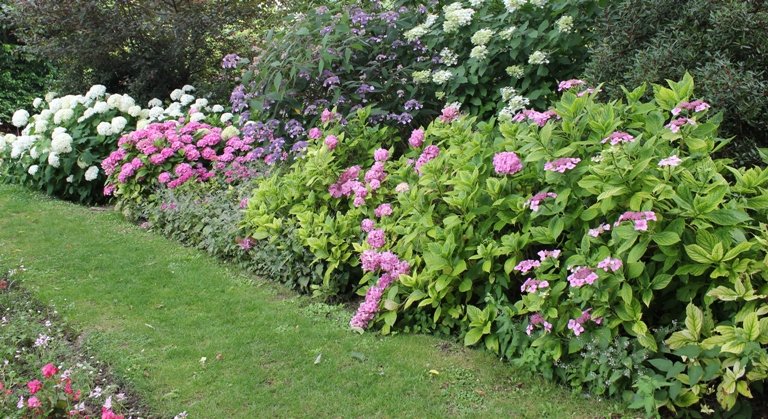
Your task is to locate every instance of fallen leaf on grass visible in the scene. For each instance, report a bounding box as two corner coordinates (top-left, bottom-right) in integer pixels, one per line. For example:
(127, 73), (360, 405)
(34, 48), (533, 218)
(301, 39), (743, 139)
(314, 354), (322, 365)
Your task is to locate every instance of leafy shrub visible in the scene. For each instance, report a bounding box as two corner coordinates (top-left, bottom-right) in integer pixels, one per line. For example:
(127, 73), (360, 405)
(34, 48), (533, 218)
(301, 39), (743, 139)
(228, 0), (604, 146)
(244, 75), (768, 415)
(584, 0), (768, 166)
(144, 178), (323, 293)
(0, 85), (229, 204)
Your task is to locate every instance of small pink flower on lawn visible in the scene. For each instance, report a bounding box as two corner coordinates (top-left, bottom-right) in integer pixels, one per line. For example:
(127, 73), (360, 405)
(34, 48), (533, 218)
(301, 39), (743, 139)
(324, 135), (338, 150)
(41, 363), (58, 379)
(27, 396), (42, 408)
(308, 127), (322, 139)
(27, 380), (42, 395)
(374, 203), (392, 218)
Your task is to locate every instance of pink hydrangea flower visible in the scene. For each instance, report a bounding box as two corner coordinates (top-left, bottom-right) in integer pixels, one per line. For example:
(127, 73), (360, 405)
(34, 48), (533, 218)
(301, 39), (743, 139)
(543, 157), (581, 173)
(27, 396), (42, 408)
(665, 117), (696, 133)
(567, 319), (585, 336)
(493, 151), (523, 175)
(41, 363), (58, 378)
(537, 249), (561, 261)
(520, 278), (549, 293)
(526, 192), (557, 211)
(597, 257), (623, 272)
(512, 109), (559, 127)
(557, 79), (586, 91)
(616, 211), (657, 231)
(658, 155), (682, 167)
(526, 313), (553, 336)
(601, 131), (635, 146)
(409, 128), (425, 148)
(27, 380), (42, 395)
(567, 267), (598, 287)
(361, 218), (375, 233)
(324, 135), (338, 150)
(321, 109), (337, 124)
(373, 148), (389, 162)
(374, 203), (392, 218)
(588, 223), (611, 238)
(308, 127), (322, 139)
(367, 229), (385, 248)
(415, 145), (440, 174)
(672, 100), (710, 115)
(438, 103), (461, 123)
(395, 182), (410, 193)
(158, 172), (171, 184)
(514, 259), (541, 274)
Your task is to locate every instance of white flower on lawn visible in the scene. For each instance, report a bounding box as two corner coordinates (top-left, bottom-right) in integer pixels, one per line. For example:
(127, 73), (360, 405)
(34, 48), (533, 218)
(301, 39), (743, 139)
(180, 94), (195, 106)
(182, 84), (195, 93)
(220, 113), (234, 123)
(195, 98), (209, 108)
(106, 94), (122, 108)
(51, 131), (73, 154)
(127, 105), (142, 117)
(190, 112), (206, 123)
(86, 84), (107, 100)
(30, 147), (39, 159)
(33, 97), (43, 108)
(148, 106), (164, 120)
(93, 101), (109, 114)
(53, 108), (74, 124)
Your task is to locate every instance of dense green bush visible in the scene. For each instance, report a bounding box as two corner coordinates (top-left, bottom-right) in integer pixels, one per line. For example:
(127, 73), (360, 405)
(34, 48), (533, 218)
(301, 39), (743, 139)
(229, 0), (605, 144)
(244, 75), (768, 415)
(584, 0), (768, 166)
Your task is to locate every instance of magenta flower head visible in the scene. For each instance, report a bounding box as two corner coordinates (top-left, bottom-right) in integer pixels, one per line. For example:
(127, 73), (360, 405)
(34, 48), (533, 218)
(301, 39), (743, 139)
(438, 103), (461, 123)
(374, 203), (393, 218)
(361, 218), (375, 232)
(41, 363), (58, 378)
(27, 396), (42, 408)
(601, 131), (635, 146)
(367, 229), (386, 248)
(415, 145), (440, 174)
(557, 79), (586, 91)
(27, 380), (43, 395)
(321, 109), (337, 124)
(409, 128), (425, 148)
(324, 135), (338, 150)
(308, 127), (322, 139)
(158, 172), (171, 184)
(493, 151), (523, 175)
(374, 148), (389, 162)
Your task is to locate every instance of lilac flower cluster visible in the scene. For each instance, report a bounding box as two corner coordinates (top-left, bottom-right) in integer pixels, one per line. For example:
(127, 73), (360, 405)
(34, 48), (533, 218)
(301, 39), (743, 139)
(557, 79), (586, 91)
(350, 245), (410, 330)
(512, 109), (559, 127)
(567, 266), (598, 288)
(543, 157), (581, 173)
(514, 259), (541, 274)
(567, 309), (602, 336)
(665, 117), (696, 133)
(438, 103), (461, 123)
(601, 131), (635, 146)
(597, 257), (623, 272)
(520, 278), (550, 293)
(526, 313), (553, 336)
(526, 191), (557, 211)
(615, 211), (657, 231)
(409, 128), (425, 148)
(672, 100), (710, 115)
(493, 151), (523, 175)
(587, 223), (611, 237)
(414, 145), (440, 174)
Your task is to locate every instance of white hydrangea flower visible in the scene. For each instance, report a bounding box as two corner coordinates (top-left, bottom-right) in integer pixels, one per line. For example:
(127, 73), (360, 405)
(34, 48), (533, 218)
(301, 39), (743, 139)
(470, 0), (485, 7)
(136, 119), (150, 130)
(11, 136), (36, 158)
(556, 15), (574, 33)
(34, 119), (48, 134)
(432, 70), (454, 84)
(44, 92), (57, 102)
(106, 94), (122, 108)
(170, 89), (183, 101)
(47, 152), (61, 168)
(53, 108), (75, 124)
(111, 116), (128, 134)
(221, 125), (240, 140)
(119, 96), (136, 113)
(506, 95), (530, 112)
(93, 101), (109, 114)
(412, 70), (432, 84)
(28, 165), (39, 175)
(48, 98), (62, 113)
(39, 109), (53, 121)
(530, 0), (547, 6)
(504, 0), (527, 12)
(190, 112), (206, 122)
(77, 158), (88, 169)
(84, 166), (99, 181)
(528, 50), (550, 65)
(165, 103), (183, 118)
(404, 25), (429, 42)
(506, 65), (525, 78)
(181, 85), (195, 93)
(499, 26), (517, 40)
(470, 45), (488, 60)
(439, 48), (458, 66)
(220, 113), (234, 123)
(211, 104), (224, 113)
(96, 122), (113, 136)
(86, 85), (107, 100)
(60, 95), (78, 109)
(12, 110), (29, 127)
(33, 98), (43, 108)
(180, 94), (195, 106)
(66, 175), (74, 183)
(77, 108), (96, 123)
(471, 29), (494, 46)
(194, 98), (209, 108)
(30, 146), (39, 159)
(51, 131), (73, 154)
(148, 98), (163, 108)
(443, 3), (474, 33)
(127, 105), (142, 117)
(148, 106), (165, 120)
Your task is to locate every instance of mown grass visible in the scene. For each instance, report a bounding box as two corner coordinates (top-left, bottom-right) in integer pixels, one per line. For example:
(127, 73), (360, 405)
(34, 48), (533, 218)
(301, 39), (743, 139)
(0, 184), (627, 417)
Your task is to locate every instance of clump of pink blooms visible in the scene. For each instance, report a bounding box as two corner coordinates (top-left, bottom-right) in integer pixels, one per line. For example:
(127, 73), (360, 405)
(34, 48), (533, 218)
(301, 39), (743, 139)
(526, 313), (553, 335)
(557, 79), (586, 91)
(324, 135), (338, 150)
(361, 218), (375, 232)
(658, 155), (682, 167)
(320, 108), (338, 124)
(567, 266), (598, 287)
(567, 309), (602, 336)
(520, 278), (549, 293)
(374, 203), (392, 218)
(409, 128), (425, 148)
(514, 259), (541, 274)
(366, 229), (386, 248)
(364, 162), (387, 191)
(665, 117), (696, 133)
(537, 249), (561, 261)
(373, 148), (389, 162)
(588, 223), (611, 237)
(543, 157), (581, 173)
(672, 100), (710, 115)
(351, 249), (411, 330)
(438, 103), (461, 123)
(597, 257), (623, 272)
(329, 165), (363, 198)
(601, 131), (635, 146)
(615, 211), (657, 231)
(526, 191), (556, 211)
(308, 127), (322, 139)
(512, 109), (559, 127)
(493, 151), (523, 175)
(415, 145), (440, 174)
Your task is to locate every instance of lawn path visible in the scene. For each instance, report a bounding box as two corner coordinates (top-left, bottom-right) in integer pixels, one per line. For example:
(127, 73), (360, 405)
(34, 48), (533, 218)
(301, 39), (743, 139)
(0, 185), (621, 418)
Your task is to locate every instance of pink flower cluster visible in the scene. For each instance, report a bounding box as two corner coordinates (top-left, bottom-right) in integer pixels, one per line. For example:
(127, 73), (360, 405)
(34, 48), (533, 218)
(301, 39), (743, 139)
(361, 218), (375, 232)
(672, 100), (710, 115)
(567, 309), (602, 336)
(367, 229), (386, 248)
(308, 127), (322, 139)
(601, 131), (635, 146)
(537, 249), (561, 261)
(520, 278), (549, 293)
(374, 203), (392, 218)
(321, 108), (338, 124)
(512, 109), (559, 127)
(329, 165), (363, 198)
(588, 223), (611, 237)
(351, 250), (411, 329)
(415, 145), (440, 174)
(493, 151), (523, 175)
(526, 313), (553, 335)
(665, 117), (696, 133)
(597, 257), (623, 272)
(438, 103), (461, 123)
(658, 155), (682, 167)
(324, 135), (338, 150)
(395, 182), (410, 193)
(616, 211), (657, 231)
(526, 192), (557, 212)
(514, 259), (541, 274)
(373, 148), (390, 162)
(543, 157), (581, 173)
(364, 161), (387, 191)
(567, 266), (598, 287)
(557, 79), (586, 91)
(409, 128), (425, 148)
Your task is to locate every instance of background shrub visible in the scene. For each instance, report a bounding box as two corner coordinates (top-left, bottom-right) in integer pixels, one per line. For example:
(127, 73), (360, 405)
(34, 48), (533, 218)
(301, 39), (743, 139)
(584, 0), (768, 166)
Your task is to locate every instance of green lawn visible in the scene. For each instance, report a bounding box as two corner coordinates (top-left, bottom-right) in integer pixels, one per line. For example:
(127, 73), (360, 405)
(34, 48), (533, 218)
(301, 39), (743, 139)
(0, 184), (625, 417)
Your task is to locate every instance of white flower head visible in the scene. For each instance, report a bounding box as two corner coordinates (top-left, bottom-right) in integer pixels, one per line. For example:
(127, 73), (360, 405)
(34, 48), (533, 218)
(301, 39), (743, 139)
(181, 85), (195, 93)
(12, 109), (29, 127)
(440, 48), (458, 67)
(48, 98), (62, 113)
(33, 98), (43, 108)
(180, 94), (195, 106)
(93, 101), (109, 114)
(136, 119), (150, 130)
(86, 85), (107, 100)
(44, 92), (58, 102)
(170, 89), (183, 101)
(211, 104), (224, 113)
(506, 65), (525, 78)
(85, 166), (100, 181)
(66, 174), (74, 183)
(528, 50), (550, 65)
(127, 105), (142, 117)
(432, 70), (454, 84)
(412, 70), (432, 84)
(30, 146), (39, 159)
(119, 95), (136, 113)
(556, 15), (574, 33)
(220, 113), (234, 124)
(195, 98), (209, 108)
(48, 152), (61, 168)
(471, 29), (494, 46)
(190, 112), (206, 122)
(148, 98), (163, 108)
(51, 131), (73, 154)
(28, 164), (39, 175)
(106, 94), (122, 108)
(470, 45), (488, 60)
(111, 116), (128, 134)
(53, 108), (75, 124)
(148, 106), (165, 120)
(443, 3), (474, 33)
(96, 122), (113, 136)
